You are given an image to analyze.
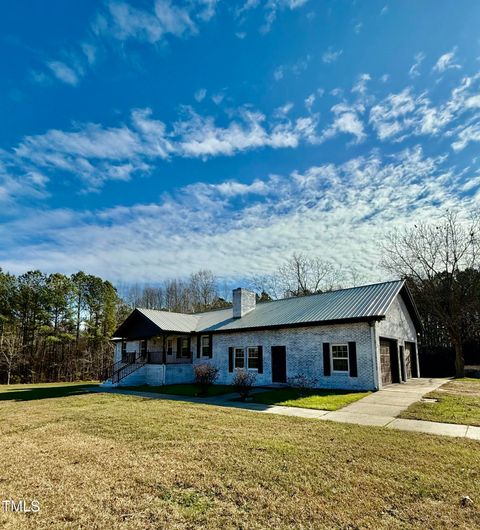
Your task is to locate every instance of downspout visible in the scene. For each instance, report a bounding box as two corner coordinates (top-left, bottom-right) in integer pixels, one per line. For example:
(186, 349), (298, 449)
(369, 320), (380, 390)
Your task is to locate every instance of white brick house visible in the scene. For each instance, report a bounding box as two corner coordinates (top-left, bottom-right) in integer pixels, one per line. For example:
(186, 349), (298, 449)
(106, 280), (421, 391)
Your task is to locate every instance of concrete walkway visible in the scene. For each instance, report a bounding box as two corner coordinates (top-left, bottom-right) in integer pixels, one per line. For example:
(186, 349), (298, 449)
(97, 378), (480, 441)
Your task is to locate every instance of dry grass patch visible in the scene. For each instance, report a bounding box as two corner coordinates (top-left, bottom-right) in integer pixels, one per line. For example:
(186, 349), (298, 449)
(400, 378), (480, 427)
(0, 384), (479, 529)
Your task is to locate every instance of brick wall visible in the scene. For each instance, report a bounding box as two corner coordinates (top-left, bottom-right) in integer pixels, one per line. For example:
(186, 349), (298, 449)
(193, 322), (376, 390)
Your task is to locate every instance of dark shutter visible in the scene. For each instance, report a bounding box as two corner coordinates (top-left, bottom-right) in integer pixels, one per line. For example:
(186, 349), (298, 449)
(323, 343), (331, 376)
(187, 337), (191, 358)
(176, 338), (182, 358)
(228, 347), (234, 372)
(257, 346), (263, 374)
(208, 333), (213, 358)
(348, 341), (358, 377)
(196, 335), (201, 358)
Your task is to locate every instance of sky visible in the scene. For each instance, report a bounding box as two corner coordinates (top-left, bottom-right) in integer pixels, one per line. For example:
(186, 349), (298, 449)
(1, 0), (480, 286)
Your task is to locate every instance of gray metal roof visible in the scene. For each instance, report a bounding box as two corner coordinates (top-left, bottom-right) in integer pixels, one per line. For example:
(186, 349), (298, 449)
(126, 280), (410, 335)
(136, 308), (199, 333)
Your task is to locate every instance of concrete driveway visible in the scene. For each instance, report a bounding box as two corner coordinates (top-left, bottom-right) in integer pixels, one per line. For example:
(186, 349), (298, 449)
(322, 377), (449, 427)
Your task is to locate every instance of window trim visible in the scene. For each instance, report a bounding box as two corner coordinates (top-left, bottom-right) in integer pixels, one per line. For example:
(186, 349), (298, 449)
(166, 338), (173, 355)
(331, 343), (349, 374)
(201, 335), (211, 357)
(247, 346), (259, 371)
(181, 337), (190, 358)
(234, 347), (245, 369)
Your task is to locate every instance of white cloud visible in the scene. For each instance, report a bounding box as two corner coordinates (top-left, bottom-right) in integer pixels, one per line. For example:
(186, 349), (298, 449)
(5, 106), (319, 191)
(433, 48), (461, 73)
(273, 66), (284, 81)
(369, 74), (480, 144)
(39, 1), (218, 88)
(2, 146), (473, 284)
(304, 93), (315, 110)
(211, 92), (225, 105)
(452, 123), (480, 151)
(274, 56), (310, 81)
(46, 61), (80, 86)
(318, 103), (365, 143)
(409, 52), (425, 78)
(194, 88), (207, 102)
(354, 22), (363, 34)
(237, 0), (309, 33)
(352, 73), (371, 95)
(93, 0), (197, 43)
(322, 47), (342, 64)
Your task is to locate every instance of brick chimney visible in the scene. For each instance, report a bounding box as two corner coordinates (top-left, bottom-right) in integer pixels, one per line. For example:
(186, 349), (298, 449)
(232, 288), (256, 318)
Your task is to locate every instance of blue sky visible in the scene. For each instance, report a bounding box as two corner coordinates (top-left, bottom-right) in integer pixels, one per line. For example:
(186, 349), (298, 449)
(1, 0), (480, 285)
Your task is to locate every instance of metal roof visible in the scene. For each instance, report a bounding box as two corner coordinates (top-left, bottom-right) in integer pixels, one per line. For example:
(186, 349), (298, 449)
(136, 308), (199, 333)
(117, 280), (414, 336)
(196, 279), (406, 332)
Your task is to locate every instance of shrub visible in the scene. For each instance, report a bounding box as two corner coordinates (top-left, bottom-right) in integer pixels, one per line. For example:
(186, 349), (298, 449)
(288, 374), (317, 396)
(194, 363), (219, 396)
(233, 369), (257, 401)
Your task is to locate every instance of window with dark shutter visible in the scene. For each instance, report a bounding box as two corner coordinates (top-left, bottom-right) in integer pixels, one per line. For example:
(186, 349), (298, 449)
(196, 336), (201, 358)
(348, 341), (358, 377)
(208, 333), (213, 358)
(176, 338), (182, 358)
(121, 341), (127, 363)
(323, 342), (331, 376)
(257, 345), (263, 374)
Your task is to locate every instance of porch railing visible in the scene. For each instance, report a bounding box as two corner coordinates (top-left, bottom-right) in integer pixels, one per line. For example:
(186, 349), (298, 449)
(112, 353), (147, 384)
(147, 351), (193, 364)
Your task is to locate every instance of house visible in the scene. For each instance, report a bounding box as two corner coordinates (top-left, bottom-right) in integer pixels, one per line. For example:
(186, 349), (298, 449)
(105, 279), (422, 390)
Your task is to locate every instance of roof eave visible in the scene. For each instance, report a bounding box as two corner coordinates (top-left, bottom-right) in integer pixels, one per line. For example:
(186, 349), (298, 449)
(204, 315), (384, 334)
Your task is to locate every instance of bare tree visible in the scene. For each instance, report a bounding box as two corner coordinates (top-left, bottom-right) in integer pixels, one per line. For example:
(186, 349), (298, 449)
(381, 211), (480, 377)
(0, 331), (22, 385)
(277, 254), (341, 296)
(189, 270), (218, 312)
(253, 254), (345, 299)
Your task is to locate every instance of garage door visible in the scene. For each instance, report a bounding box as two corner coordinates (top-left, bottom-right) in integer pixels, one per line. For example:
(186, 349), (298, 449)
(380, 340), (393, 386)
(404, 343), (413, 379)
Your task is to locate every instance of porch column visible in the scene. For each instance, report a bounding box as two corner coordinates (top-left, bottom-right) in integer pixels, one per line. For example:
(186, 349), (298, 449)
(162, 334), (167, 364)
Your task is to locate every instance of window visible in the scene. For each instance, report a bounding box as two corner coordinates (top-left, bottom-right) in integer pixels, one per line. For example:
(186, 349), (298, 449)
(121, 341), (127, 362)
(140, 340), (147, 359)
(247, 347), (259, 370)
(167, 339), (173, 355)
(234, 348), (245, 369)
(331, 344), (349, 372)
(201, 335), (211, 357)
(181, 337), (190, 357)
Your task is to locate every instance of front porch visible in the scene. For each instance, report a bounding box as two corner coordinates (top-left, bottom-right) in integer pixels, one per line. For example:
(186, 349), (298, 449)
(105, 334), (196, 387)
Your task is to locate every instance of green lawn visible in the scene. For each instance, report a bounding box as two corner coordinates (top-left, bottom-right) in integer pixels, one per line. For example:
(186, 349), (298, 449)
(0, 383), (479, 529)
(400, 378), (480, 427)
(121, 383), (234, 397)
(252, 387), (371, 410)
(0, 381), (99, 401)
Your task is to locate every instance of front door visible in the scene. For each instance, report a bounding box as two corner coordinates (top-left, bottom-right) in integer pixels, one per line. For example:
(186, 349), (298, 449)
(271, 346), (287, 383)
(380, 340), (392, 386)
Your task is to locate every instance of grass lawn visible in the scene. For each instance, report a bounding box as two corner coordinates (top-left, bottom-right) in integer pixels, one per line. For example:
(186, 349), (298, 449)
(252, 387), (370, 411)
(121, 384), (234, 397)
(0, 381), (99, 401)
(1, 384), (479, 529)
(400, 378), (480, 427)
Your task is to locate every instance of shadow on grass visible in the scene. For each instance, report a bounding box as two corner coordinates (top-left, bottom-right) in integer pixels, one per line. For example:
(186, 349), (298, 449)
(0, 384), (100, 402)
